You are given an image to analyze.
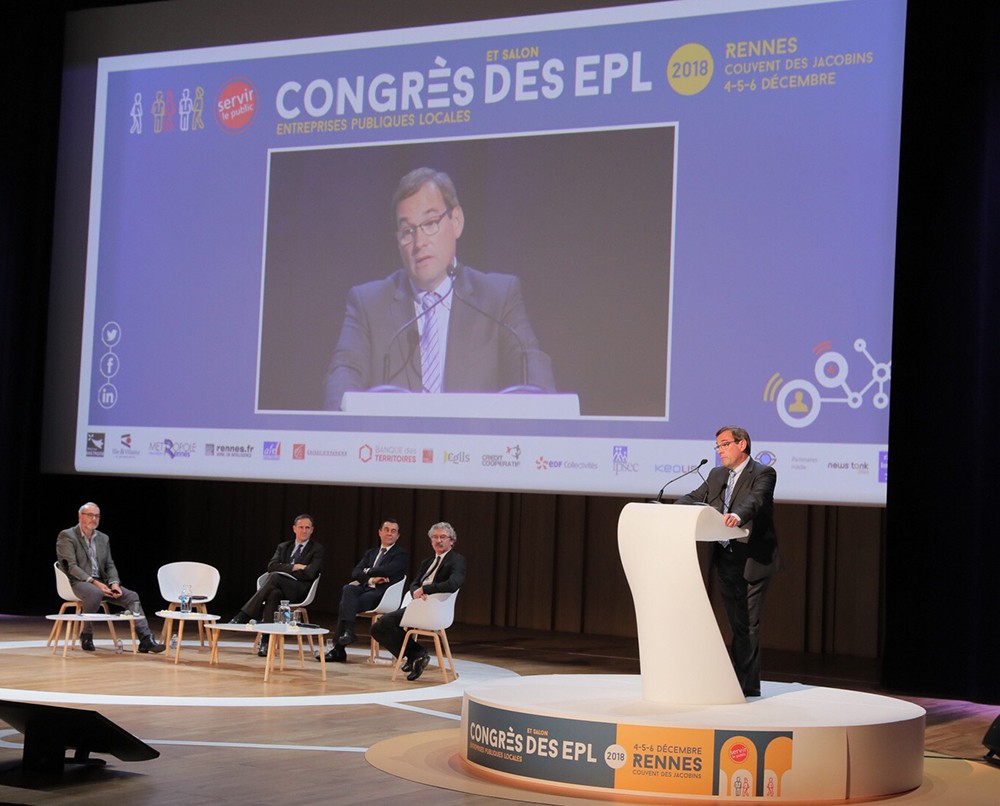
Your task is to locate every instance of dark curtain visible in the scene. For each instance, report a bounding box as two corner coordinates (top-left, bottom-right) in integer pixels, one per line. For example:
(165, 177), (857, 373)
(882, 8), (1000, 703)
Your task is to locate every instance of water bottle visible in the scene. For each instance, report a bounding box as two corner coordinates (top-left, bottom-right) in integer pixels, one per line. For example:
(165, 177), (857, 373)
(179, 585), (193, 613)
(278, 599), (292, 626)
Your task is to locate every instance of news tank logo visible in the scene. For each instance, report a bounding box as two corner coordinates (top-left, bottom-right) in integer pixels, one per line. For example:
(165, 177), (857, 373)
(86, 433), (105, 457)
(215, 77), (258, 132)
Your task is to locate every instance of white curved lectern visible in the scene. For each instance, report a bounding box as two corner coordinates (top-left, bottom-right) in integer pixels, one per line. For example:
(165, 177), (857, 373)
(618, 502), (749, 705)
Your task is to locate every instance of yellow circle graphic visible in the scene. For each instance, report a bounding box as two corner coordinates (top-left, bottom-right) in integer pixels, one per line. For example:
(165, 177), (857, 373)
(667, 43), (714, 96)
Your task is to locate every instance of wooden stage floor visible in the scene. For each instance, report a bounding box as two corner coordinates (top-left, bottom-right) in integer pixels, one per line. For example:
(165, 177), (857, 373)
(0, 614), (996, 804)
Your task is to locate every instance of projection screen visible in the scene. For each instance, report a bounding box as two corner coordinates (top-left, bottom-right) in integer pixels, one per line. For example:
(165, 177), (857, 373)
(47, 0), (905, 504)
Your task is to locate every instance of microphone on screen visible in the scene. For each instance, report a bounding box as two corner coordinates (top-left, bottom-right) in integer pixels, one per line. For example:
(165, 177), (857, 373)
(447, 264), (540, 392)
(654, 459), (708, 503)
(379, 286), (452, 386)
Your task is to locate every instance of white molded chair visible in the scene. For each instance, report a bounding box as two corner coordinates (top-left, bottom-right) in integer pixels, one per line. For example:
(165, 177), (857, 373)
(254, 572), (322, 654)
(392, 589), (459, 683)
(157, 561), (221, 646)
(48, 562), (118, 648)
(356, 576), (407, 664)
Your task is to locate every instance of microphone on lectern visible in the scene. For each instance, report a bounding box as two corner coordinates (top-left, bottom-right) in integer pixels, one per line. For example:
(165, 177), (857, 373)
(654, 459), (708, 503)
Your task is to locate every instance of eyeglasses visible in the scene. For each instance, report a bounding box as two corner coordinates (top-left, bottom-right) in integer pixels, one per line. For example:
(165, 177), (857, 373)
(715, 440), (739, 451)
(397, 209), (451, 245)
(81, 512), (101, 519)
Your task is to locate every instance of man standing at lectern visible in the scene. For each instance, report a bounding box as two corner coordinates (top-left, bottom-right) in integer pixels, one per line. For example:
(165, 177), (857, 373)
(675, 426), (779, 697)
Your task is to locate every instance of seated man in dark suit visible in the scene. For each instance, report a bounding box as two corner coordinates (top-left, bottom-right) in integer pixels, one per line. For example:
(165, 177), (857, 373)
(324, 167), (555, 410)
(228, 513), (324, 656)
(55, 502), (165, 653)
(323, 518), (409, 662)
(370, 521), (466, 681)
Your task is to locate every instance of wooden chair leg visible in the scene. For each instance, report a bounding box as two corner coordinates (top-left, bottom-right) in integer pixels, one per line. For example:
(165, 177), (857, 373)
(194, 603), (208, 646)
(369, 614), (382, 664)
(428, 632), (449, 683)
(435, 628), (457, 680)
(160, 602), (179, 643)
(48, 602), (78, 647)
(391, 631), (416, 680)
(299, 608), (314, 654)
(100, 603), (119, 643)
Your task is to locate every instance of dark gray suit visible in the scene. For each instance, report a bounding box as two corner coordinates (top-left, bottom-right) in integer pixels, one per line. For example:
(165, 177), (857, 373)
(55, 524), (153, 637)
(676, 458), (779, 695)
(325, 265), (554, 410)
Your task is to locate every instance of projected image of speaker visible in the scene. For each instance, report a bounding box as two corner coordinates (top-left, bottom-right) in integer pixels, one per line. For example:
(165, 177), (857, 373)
(0, 700), (158, 774)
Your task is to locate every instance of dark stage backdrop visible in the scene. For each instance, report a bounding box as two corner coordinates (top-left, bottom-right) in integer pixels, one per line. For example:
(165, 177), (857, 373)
(16, 472), (886, 666)
(1, 1), (998, 704)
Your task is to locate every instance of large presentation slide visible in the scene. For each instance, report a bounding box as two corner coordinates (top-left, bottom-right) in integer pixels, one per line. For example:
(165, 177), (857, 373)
(70, 0), (904, 503)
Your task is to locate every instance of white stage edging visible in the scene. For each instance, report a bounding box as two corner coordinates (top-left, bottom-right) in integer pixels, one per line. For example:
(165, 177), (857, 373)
(461, 676), (925, 800)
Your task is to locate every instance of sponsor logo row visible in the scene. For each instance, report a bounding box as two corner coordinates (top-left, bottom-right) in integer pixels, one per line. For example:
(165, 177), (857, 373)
(85, 432), (886, 482)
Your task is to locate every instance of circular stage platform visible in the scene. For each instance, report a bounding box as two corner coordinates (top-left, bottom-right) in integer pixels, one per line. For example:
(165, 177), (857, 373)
(459, 675), (925, 801)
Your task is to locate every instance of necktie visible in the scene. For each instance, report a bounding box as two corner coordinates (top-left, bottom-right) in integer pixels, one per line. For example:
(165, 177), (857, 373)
(723, 470), (736, 513)
(373, 547), (387, 567)
(290, 543), (303, 563)
(720, 471), (736, 548)
(420, 291), (443, 393)
(422, 555), (442, 584)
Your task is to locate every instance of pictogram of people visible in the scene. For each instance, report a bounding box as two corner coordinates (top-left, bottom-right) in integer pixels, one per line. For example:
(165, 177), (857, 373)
(129, 93), (143, 134)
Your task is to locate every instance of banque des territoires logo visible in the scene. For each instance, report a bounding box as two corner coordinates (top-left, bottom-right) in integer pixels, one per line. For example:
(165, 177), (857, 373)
(215, 77), (258, 132)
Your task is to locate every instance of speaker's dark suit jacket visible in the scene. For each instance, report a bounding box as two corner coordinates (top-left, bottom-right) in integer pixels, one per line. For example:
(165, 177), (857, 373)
(676, 457), (779, 695)
(676, 458), (780, 581)
(325, 265), (555, 410)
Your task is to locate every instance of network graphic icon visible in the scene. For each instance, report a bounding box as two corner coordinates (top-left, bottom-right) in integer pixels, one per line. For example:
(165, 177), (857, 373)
(764, 339), (891, 428)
